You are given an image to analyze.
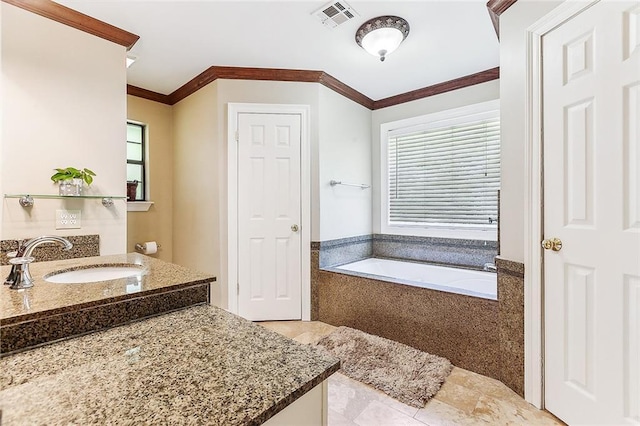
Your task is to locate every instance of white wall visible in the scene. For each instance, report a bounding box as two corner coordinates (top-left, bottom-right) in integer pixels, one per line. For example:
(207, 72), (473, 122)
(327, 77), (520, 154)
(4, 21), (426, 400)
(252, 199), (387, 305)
(500, 0), (561, 262)
(1, 4), (127, 254)
(318, 85), (372, 241)
(371, 79), (500, 234)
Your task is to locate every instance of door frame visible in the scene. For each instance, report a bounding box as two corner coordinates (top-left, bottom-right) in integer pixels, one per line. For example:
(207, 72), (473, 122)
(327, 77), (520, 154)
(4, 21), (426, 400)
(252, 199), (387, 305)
(523, 0), (600, 408)
(227, 103), (311, 320)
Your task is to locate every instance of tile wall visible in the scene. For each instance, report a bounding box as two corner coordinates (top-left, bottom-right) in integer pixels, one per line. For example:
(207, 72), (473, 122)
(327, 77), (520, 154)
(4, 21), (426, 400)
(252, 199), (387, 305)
(372, 234), (497, 270)
(316, 234), (497, 271)
(496, 256), (525, 396)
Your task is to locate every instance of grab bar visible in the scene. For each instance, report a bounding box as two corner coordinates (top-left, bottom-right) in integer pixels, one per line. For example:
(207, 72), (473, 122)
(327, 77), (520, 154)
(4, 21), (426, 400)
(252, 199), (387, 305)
(329, 180), (370, 190)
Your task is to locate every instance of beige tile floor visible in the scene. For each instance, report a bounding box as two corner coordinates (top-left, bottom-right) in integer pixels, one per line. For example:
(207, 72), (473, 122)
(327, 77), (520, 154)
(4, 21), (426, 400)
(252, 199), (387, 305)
(259, 321), (565, 426)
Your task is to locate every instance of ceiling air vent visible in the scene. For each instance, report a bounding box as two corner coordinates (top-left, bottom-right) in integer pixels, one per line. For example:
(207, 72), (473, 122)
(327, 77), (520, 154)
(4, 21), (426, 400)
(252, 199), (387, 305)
(313, 1), (358, 29)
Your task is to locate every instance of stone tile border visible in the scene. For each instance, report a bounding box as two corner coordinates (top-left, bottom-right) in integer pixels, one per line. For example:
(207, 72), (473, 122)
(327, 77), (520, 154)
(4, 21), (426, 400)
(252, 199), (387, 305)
(0, 234), (100, 266)
(313, 234), (498, 270)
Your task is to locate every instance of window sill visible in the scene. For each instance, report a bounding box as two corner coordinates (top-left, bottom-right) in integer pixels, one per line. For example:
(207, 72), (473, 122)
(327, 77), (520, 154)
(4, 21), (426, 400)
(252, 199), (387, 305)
(127, 201), (154, 212)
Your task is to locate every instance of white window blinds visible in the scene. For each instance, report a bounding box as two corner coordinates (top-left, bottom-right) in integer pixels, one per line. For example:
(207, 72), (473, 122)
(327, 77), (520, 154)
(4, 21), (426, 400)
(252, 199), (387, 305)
(388, 113), (500, 227)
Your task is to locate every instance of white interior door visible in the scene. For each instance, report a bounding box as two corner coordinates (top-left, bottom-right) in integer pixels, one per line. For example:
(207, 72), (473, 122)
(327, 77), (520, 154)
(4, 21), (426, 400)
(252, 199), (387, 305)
(237, 112), (302, 321)
(542, 1), (640, 424)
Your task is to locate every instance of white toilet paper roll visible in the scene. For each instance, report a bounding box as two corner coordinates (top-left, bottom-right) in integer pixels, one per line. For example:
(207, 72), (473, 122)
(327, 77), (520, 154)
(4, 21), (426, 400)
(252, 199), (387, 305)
(141, 241), (158, 255)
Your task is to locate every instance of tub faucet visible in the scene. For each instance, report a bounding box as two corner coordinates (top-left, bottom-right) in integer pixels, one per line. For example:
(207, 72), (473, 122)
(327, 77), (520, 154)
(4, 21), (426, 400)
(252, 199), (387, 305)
(483, 262), (497, 272)
(4, 236), (73, 290)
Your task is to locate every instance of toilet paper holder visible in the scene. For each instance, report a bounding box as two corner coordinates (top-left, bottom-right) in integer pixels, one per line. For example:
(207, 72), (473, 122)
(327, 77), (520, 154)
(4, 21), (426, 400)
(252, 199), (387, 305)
(135, 242), (161, 253)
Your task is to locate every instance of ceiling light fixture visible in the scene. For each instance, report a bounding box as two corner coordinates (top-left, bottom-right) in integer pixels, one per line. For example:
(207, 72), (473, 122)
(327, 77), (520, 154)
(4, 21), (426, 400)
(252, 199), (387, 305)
(355, 16), (410, 62)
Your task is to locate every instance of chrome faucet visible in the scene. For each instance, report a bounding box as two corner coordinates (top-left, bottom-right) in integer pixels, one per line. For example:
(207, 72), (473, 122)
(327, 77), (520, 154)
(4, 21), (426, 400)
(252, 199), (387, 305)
(4, 236), (73, 289)
(483, 262), (497, 272)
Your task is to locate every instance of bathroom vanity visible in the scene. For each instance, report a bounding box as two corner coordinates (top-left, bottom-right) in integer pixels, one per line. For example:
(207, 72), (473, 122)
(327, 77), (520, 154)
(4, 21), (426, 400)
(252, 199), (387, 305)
(0, 255), (339, 425)
(1, 253), (213, 354)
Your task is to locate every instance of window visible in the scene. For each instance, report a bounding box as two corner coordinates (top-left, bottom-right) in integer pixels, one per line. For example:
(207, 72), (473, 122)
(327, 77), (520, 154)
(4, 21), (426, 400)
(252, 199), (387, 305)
(126, 122), (145, 201)
(381, 100), (500, 240)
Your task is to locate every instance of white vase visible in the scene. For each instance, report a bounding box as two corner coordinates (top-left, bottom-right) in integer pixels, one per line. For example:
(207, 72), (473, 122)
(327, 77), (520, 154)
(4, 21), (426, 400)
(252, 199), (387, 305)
(59, 178), (83, 196)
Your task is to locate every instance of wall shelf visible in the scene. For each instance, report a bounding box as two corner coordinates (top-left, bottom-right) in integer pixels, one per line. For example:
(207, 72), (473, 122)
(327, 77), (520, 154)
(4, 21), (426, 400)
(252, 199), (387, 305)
(4, 194), (126, 208)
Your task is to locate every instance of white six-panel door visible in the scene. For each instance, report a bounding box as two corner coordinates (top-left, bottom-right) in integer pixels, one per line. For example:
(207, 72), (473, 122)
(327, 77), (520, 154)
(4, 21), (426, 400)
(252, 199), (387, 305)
(542, 1), (640, 424)
(237, 112), (302, 321)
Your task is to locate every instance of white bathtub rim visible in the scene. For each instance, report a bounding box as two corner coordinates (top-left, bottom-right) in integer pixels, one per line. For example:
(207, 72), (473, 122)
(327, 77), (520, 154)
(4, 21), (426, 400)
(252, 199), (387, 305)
(323, 257), (498, 301)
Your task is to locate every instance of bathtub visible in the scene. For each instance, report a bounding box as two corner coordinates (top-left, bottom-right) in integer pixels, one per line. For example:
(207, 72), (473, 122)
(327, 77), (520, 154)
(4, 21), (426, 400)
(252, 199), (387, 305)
(332, 258), (497, 300)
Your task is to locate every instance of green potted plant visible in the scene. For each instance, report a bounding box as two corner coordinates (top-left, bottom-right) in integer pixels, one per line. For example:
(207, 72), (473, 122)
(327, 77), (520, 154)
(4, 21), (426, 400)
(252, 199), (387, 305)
(50, 167), (96, 196)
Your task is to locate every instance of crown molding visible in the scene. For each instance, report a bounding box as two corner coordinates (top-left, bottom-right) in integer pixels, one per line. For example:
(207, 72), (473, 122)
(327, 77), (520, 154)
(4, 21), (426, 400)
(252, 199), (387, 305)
(165, 66), (375, 109)
(127, 66), (499, 110)
(127, 85), (171, 105)
(486, 0), (518, 39)
(318, 72), (375, 109)
(168, 66), (320, 105)
(3, 0), (139, 50)
(372, 67), (500, 110)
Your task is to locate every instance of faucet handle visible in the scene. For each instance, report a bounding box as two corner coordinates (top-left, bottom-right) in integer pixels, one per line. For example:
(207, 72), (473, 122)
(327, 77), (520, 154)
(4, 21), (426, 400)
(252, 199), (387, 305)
(4, 251), (18, 286)
(7, 256), (36, 289)
(9, 256), (35, 266)
(5, 255), (34, 287)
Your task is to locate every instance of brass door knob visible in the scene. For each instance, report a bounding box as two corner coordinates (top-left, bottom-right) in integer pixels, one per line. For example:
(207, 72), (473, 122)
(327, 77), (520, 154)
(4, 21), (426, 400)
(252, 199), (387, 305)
(541, 238), (563, 251)
(291, 224), (299, 232)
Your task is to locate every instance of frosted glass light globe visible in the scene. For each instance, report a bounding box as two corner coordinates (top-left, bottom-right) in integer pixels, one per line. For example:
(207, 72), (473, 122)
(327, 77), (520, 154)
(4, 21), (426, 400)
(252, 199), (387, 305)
(361, 28), (404, 61)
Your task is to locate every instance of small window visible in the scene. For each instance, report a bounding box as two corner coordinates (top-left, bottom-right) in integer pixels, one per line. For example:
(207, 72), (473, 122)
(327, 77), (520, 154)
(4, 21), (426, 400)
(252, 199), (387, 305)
(126, 122), (146, 201)
(381, 100), (500, 240)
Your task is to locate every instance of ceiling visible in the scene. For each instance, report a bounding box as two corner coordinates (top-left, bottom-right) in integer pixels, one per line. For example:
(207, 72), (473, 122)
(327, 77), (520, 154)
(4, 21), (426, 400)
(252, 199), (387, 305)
(55, 1), (500, 101)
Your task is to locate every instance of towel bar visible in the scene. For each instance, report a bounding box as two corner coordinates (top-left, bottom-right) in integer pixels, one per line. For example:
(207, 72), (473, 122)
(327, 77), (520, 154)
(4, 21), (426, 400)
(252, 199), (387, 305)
(329, 180), (370, 189)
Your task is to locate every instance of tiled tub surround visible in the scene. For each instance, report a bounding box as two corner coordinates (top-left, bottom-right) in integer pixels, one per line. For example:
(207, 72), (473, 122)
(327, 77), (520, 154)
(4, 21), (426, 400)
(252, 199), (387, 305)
(311, 234), (496, 319)
(312, 236), (525, 396)
(316, 234), (497, 270)
(0, 305), (340, 425)
(315, 235), (372, 269)
(0, 234), (100, 266)
(317, 268), (500, 379)
(0, 253), (215, 354)
(371, 234), (498, 270)
(496, 256), (525, 397)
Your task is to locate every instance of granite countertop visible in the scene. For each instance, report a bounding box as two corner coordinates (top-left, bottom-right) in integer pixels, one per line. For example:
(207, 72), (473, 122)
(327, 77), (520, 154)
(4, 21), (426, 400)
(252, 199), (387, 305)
(0, 304), (340, 425)
(0, 253), (215, 325)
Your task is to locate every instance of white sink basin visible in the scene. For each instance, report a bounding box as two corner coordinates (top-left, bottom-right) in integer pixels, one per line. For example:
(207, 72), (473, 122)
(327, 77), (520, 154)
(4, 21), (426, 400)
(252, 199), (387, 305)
(45, 265), (144, 284)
